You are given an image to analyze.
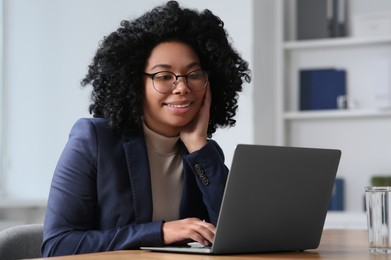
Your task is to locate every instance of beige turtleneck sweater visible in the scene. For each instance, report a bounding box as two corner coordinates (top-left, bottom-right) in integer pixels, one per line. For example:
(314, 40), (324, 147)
(143, 123), (184, 221)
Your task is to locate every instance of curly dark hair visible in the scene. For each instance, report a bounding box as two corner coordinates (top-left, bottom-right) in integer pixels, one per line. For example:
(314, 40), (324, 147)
(81, 1), (251, 137)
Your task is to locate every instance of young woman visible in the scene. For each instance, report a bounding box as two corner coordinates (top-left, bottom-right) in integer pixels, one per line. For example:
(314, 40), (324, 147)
(42, 1), (250, 256)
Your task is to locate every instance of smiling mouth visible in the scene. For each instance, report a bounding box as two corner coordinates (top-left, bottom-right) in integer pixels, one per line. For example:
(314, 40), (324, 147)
(165, 103), (192, 108)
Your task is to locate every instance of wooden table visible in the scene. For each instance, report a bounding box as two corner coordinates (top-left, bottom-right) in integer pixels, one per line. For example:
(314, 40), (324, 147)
(31, 229), (382, 259)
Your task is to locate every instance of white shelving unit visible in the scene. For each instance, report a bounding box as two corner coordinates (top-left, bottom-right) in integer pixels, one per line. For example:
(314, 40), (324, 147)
(285, 109), (391, 120)
(284, 36), (391, 49)
(275, 0), (391, 217)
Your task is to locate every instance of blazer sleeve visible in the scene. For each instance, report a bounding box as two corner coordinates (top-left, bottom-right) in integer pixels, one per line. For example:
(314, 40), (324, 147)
(41, 119), (163, 257)
(183, 140), (229, 225)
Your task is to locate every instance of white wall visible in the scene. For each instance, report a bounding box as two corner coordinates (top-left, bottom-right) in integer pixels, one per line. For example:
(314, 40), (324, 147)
(0, 0), (4, 196)
(1, 0), (254, 199)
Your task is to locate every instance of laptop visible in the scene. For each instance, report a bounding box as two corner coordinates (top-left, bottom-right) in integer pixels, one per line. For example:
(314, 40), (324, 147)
(141, 144), (341, 254)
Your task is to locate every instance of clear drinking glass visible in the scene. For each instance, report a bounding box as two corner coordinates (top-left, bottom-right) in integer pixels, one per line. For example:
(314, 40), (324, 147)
(366, 186), (391, 254)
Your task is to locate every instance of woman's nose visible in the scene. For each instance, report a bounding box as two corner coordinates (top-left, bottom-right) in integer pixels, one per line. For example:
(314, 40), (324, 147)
(172, 78), (190, 94)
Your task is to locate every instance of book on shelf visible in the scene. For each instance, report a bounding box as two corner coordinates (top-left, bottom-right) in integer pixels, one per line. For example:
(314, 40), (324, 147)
(299, 68), (347, 111)
(297, 0), (347, 40)
(332, 0), (348, 37)
(328, 178), (344, 211)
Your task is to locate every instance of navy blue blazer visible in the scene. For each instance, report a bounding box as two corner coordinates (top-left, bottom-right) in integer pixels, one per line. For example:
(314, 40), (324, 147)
(42, 118), (228, 256)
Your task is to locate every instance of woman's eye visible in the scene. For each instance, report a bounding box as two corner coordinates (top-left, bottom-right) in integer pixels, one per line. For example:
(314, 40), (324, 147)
(155, 73), (173, 81)
(188, 73), (202, 80)
(188, 71), (207, 81)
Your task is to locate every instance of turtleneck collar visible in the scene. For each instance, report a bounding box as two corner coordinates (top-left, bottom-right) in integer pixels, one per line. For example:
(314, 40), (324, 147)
(143, 122), (180, 157)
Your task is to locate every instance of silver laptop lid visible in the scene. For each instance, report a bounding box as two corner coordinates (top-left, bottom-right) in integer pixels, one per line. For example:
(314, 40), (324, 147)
(212, 144), (341, 254)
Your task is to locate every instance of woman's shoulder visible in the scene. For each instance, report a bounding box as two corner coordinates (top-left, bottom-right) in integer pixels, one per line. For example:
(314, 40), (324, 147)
(74, 117), (109, 127)
(71, 117), (142, 140)
(70, 117), (115, 138)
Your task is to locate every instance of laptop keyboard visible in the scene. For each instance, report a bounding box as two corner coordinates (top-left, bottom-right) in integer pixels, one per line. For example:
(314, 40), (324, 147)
(186, 242), (212, 249)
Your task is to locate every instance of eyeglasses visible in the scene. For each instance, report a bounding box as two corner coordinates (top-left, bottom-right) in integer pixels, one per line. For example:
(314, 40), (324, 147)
(143, 70), (208, 94)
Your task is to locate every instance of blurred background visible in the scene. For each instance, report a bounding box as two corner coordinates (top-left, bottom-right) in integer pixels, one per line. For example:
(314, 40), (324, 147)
(1, 0), (391, 230)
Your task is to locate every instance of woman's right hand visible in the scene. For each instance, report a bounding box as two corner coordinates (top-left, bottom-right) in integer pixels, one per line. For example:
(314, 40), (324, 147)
(162, 218), (215, 246)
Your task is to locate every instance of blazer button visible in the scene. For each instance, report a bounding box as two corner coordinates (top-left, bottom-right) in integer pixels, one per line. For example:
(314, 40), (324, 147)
(194, 164), (202, 171)
(194, 164), (203, 175)
(198, 172), (210, 185)
(194, 164), (209, 185)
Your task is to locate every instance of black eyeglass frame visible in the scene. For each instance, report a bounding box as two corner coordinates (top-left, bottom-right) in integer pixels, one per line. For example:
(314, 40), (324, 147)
(143, 70), (208, 94)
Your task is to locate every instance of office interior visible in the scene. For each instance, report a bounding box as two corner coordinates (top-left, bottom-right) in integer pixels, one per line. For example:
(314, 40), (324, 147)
(1, 0), (390, 231)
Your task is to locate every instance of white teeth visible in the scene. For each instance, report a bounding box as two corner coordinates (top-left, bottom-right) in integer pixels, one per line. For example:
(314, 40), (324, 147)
(167, 103), (190, 108)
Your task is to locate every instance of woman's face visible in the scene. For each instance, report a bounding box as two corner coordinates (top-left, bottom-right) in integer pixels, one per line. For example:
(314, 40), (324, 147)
(143, 41), (206, 137)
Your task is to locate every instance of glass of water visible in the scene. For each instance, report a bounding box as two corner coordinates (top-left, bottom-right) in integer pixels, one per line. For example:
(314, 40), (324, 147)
(366, 186), (391, 254)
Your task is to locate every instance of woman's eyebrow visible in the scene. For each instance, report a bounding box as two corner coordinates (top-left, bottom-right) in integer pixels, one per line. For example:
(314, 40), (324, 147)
(186, 62), (201, 69)
(150, 64), (172, 71)
(150, 62), (201, 71)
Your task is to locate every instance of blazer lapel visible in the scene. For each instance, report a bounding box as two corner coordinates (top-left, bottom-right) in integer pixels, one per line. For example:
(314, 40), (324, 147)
(122, 132), (153, 223)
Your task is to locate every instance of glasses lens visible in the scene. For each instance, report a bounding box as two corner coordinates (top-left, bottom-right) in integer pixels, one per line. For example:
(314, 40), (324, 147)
(151, 70), (208, 93)
(153, 72), (176, 93)
(187, 70), (208, 91)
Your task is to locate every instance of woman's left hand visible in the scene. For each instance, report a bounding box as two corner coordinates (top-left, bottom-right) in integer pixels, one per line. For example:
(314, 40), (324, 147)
(179, 84), (211, 153)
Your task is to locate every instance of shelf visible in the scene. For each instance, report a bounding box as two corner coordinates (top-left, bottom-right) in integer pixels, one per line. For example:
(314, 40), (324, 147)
(284, 109), (391, 121)
(284, 36), (391, 50)
(276, 0), (391, 212)
(324, 211), (366, 230)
